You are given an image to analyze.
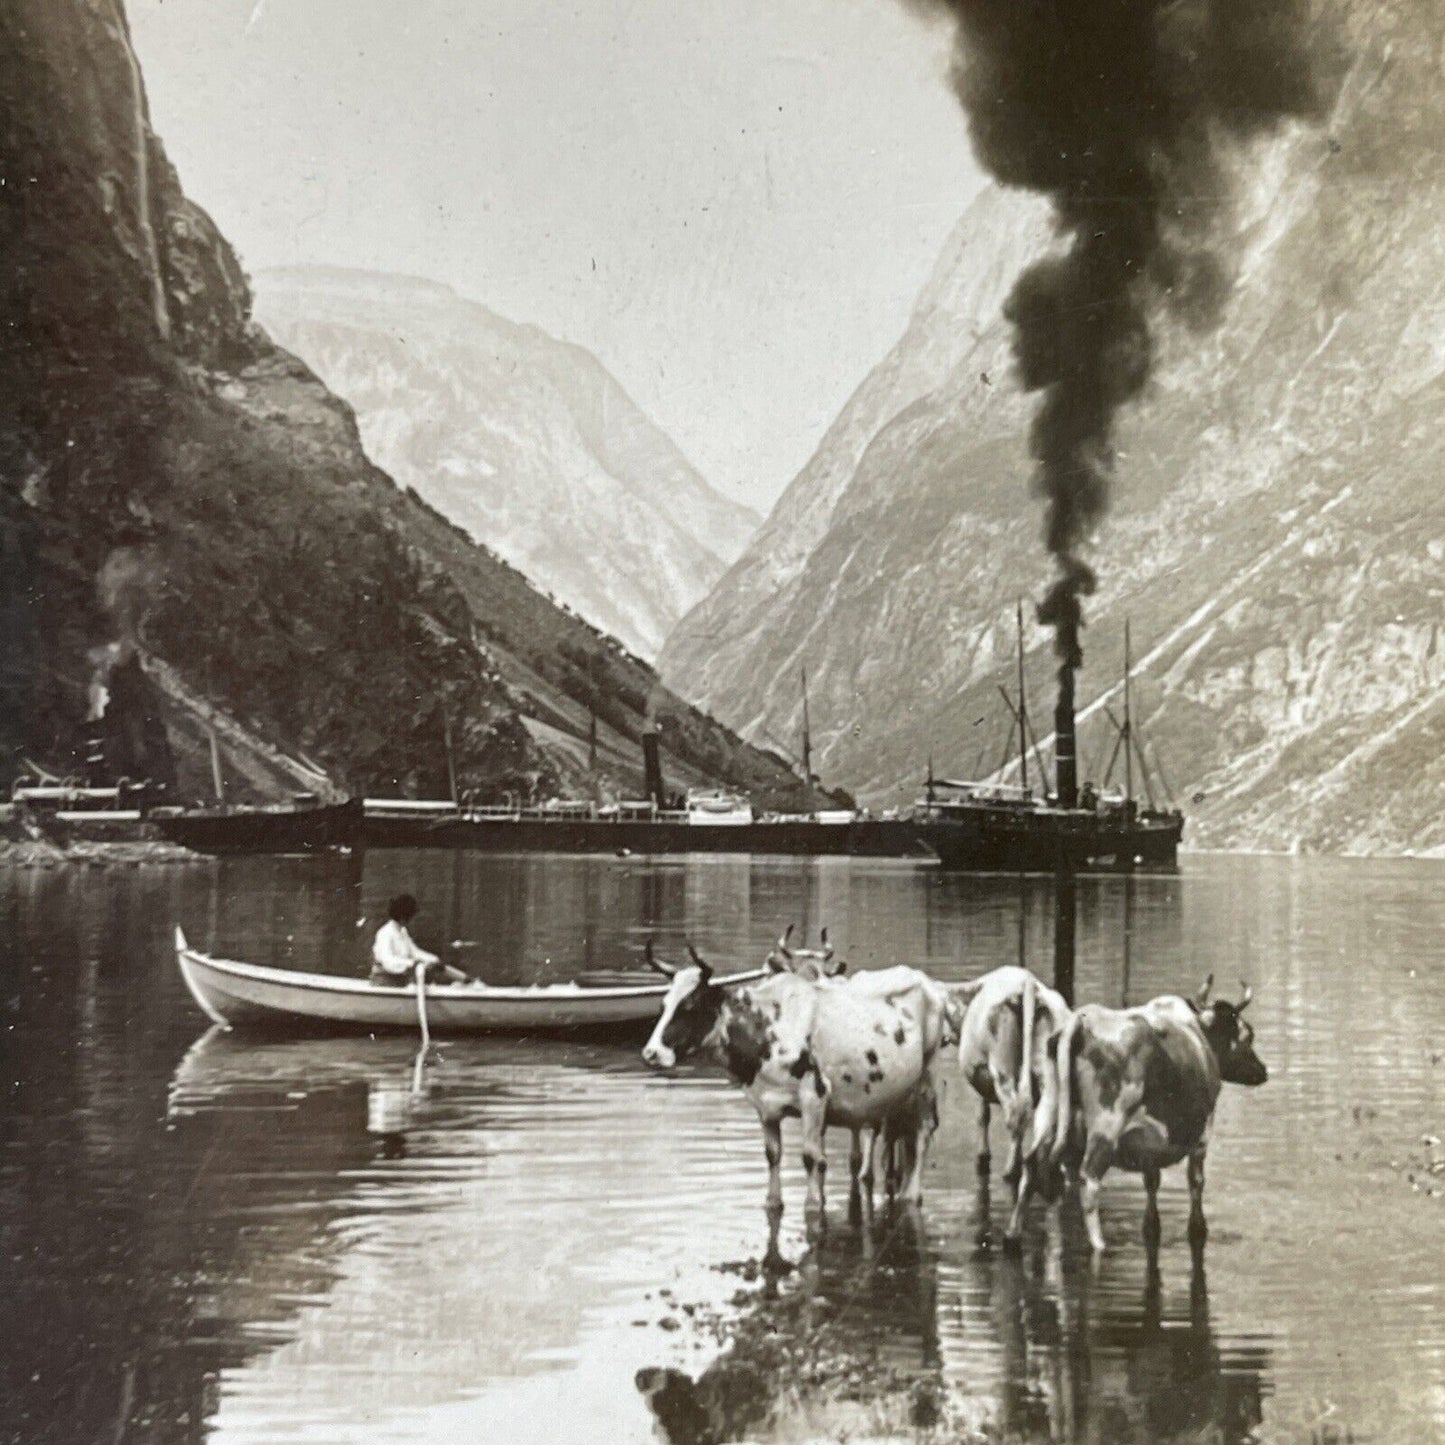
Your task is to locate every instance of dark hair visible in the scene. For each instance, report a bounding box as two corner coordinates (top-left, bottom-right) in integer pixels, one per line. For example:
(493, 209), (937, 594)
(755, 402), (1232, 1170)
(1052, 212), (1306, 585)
(387, 893), (419, 923)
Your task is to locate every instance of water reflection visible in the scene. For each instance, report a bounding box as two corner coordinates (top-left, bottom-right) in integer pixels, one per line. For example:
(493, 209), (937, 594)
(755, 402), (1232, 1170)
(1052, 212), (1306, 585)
(959, 1178), (1268, 1445)
(2, 853), (1443, 1443)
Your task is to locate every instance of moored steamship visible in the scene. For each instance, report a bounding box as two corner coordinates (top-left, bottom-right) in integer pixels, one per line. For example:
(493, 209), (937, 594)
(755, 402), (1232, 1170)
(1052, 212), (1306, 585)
(914, 619), (1184, 873)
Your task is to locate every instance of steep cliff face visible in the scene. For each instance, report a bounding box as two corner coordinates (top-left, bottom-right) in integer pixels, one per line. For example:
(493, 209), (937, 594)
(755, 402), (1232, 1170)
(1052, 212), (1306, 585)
(254, 268), (759, 660)
(662, 2), (1445, 853)
(0, 0), (803, 809)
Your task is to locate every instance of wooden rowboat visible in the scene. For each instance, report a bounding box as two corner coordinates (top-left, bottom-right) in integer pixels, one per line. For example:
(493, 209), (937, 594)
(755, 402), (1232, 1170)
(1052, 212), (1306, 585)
(174, 928), (763, 1035)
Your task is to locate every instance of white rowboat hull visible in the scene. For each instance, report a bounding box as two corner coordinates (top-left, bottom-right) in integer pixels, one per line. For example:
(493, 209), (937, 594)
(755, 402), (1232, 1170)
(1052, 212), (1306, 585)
(174, 929), (762, 1035)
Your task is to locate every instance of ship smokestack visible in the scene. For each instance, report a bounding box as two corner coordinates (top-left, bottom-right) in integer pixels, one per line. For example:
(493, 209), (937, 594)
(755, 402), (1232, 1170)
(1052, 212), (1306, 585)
(641, 729), (666, 810)
(1054, 664), (1077, 810)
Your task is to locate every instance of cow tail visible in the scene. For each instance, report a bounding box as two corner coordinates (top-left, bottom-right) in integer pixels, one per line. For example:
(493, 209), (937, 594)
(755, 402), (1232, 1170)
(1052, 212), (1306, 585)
(1048, 1012), (1081, 1168)
(1019, 972), (1036, 1109)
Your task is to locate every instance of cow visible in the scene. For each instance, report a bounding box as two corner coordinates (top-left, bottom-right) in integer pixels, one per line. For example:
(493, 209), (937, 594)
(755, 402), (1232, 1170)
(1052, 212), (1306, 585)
(760, 928), (964, 1203)
(953, 965), (1073, 1242)
(1037, 975), (1267, 1253)
(641, 941), (951, 1213)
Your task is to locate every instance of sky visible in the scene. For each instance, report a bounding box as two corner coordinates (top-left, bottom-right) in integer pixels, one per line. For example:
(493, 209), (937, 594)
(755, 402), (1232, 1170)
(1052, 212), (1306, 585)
(127, 0), (984, 514)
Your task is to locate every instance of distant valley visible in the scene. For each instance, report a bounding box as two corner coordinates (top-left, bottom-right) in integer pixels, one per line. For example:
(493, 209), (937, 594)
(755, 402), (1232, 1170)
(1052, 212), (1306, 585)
(255, 268), (759, 660)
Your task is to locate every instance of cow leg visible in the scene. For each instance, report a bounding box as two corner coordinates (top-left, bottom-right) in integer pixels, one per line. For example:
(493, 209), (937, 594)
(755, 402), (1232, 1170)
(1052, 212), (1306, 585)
(1079, 1124), (1121, 1255)
(1142, 1166), (1162, 1250)
(1003, 1156), (1031, 1247)
(977, 1096), (992, 1177)
(991, 1064), (1031, 1181)
(763, 1201), (787, 1284)
(762, 1117), (784, 1214)
(799, 1074), (830, 1218)
(1078, 1083), (1146, 1255)
(1003, 1131), (1023, 1189)
(847, 1130), (865, 1227)
(903, 1079), (941, 1206)
(899, 1120), (926, 1206)
(1187, 1144), (1208, 1245)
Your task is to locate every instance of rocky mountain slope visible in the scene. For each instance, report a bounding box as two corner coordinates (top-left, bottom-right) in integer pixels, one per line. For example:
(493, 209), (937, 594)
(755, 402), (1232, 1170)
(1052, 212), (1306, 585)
(254, 268), (758, 660)
(662, 1), (1445, 855)
(0, 0), (803, 811)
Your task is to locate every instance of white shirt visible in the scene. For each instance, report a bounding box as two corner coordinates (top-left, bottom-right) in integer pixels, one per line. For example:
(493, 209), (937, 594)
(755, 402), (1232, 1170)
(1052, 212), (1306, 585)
(373, 919), (440, 977)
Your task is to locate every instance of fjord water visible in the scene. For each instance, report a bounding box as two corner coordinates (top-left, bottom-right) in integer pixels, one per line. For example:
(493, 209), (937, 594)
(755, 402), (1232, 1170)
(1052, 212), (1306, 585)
(1, 853), (1441, 1444)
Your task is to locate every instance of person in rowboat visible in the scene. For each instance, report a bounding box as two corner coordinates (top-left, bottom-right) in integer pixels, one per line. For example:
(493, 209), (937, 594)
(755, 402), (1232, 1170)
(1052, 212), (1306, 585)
(370, 894), (470, 987)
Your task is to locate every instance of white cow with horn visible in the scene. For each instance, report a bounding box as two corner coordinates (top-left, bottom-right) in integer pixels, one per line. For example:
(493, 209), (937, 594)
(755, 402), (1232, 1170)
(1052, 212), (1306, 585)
(641, 939), (954, 1211)
(761, 925), (963, 1200)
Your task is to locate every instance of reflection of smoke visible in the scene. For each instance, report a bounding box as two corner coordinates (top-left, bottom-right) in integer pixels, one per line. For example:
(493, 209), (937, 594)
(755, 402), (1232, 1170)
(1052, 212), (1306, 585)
(915, 0), (1324, 665)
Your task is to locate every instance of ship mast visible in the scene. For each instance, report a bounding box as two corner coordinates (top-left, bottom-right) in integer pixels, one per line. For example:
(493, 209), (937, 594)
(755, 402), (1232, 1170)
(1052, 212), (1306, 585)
(1015, 600), (1029, 795)
(1123, 621), (1133, 806)
(800, 667), (814, 815)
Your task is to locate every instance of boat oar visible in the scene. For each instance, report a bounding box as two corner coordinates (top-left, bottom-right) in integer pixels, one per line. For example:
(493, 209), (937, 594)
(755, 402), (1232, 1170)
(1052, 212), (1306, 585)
(412, 963), (432, 1095)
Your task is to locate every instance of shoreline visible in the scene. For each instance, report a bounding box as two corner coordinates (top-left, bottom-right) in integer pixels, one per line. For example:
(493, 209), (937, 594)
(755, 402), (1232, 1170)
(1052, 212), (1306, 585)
(0, 838), (203, 868)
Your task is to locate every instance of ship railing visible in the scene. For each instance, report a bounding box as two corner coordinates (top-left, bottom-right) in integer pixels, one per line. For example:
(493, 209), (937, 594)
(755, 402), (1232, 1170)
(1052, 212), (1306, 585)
(364, 798), (461, 815)
(925, 780), (1036, 806)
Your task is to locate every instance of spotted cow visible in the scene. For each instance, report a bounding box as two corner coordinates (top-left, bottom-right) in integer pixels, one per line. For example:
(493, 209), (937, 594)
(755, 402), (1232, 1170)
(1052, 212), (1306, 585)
(1038, 976), (1267, 1252)
(955, 965), (1073, 1241)
(761, 928), (963, 1201)
(641, 942), (952, 1212)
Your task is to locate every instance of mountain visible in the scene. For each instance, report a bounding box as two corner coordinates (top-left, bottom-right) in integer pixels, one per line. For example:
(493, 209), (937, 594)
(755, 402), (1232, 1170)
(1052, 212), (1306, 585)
(661, 1), (1445, 855)
(0, 0), (804, 813)
(253, 268), (759, 660)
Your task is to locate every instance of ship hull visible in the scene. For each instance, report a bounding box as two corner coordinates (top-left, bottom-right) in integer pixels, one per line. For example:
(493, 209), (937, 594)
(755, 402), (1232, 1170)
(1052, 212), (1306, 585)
(363, 814), (928, 858)
(918, 805), (1183, 873)
(153, 799), (364, 854)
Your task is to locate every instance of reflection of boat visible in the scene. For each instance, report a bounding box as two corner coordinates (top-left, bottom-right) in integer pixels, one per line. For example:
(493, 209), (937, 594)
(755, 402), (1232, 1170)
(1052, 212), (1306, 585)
(175, 928), (765, 1035)
(168, 1026), (422, 1118)
(152, 797), (364, 854)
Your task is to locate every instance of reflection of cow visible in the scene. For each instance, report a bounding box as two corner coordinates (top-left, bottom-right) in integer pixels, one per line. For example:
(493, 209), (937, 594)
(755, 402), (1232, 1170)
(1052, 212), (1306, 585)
(637, 1208), (943, 1444)
(641, 943), (952, 1212)
(1040, 976), (1267, 1252)
(964, 1172), (1267, 1445)
(955, 965), (1073, 1242)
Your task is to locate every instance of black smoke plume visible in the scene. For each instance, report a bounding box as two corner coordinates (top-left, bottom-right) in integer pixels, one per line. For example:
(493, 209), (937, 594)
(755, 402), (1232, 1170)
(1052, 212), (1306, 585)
(918, 0), (1324, 666)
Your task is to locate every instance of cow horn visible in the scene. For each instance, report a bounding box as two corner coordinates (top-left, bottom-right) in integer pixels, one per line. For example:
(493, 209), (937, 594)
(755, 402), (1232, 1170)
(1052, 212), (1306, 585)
(1194, 974), (1214, 1007)
(1238, 980), (1253, 1011)
(819, 926), (834, 962)
(686, 942), (714, 983)
(644, 938), (677, 977)
(775, 925), (794, 960)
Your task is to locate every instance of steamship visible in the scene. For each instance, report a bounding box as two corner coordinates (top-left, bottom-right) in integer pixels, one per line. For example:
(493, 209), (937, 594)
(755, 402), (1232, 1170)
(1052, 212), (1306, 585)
(362, 679), (927, 858)
(915, 620), (1184, 873)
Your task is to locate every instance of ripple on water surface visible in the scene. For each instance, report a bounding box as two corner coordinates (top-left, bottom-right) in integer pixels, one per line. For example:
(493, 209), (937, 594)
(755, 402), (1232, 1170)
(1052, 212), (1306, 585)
(1, 852), (1442, 1443)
